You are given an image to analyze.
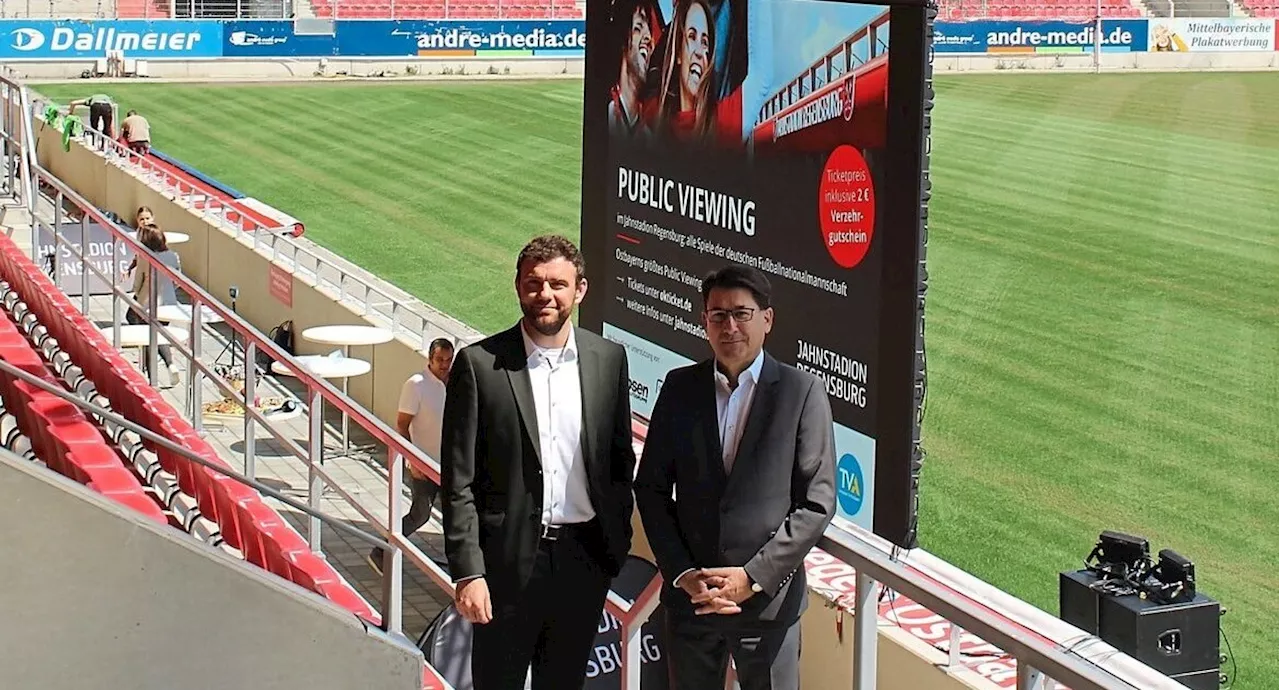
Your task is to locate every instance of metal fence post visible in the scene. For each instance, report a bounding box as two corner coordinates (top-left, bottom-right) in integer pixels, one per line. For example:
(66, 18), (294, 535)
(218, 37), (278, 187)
(79, 214), (89, 315)
(147, 268), (159, 388)
(111, 229), (121, 348)
(1017, 662), (1044, 690)
(191, 301), (203, 434)
(308, 388), (324, 553)
(244, 342), (257, 480)
(853, 572), (879, 690)
(382, 447), (404, 636)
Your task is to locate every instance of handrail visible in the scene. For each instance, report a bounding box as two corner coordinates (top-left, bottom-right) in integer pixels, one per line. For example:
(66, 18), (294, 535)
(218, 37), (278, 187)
(0, 356), (393, 553)
(817, 519), (1191, 690)
(36, 98), (484, 353)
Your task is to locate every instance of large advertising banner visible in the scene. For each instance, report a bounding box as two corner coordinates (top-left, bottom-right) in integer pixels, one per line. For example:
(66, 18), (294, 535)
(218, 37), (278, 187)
(336, 19), (587, 57)
(932, 19), (1149, 53)
(0, 20), (223, 59)
(1147, 17), (1278, 52)
(580, 0), (929, 546)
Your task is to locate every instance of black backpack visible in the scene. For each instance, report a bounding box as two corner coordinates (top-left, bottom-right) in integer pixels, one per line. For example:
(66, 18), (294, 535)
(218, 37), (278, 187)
(258, 319), (295, 373)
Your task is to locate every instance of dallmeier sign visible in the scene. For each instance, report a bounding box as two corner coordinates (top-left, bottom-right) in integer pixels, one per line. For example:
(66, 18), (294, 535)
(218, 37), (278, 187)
(0, 20), (223, 58)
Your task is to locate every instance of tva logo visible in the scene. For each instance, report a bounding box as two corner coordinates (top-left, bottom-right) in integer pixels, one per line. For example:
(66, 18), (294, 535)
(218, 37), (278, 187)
(836, 453), (864, 517)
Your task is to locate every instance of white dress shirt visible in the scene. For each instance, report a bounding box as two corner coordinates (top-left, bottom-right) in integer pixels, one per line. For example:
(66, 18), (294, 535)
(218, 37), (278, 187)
(673, 349), (765, 588)
(714, 349), (765, 473)
(521, 324), (596, 527)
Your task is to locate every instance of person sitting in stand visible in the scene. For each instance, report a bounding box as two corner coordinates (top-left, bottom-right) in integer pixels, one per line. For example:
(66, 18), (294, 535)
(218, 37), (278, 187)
(121, 109), (151, 156)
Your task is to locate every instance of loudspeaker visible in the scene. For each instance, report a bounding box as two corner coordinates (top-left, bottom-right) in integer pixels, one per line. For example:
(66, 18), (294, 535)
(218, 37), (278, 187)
(1058, 569), (1102, 635)
(1098, 591), (1221, 679)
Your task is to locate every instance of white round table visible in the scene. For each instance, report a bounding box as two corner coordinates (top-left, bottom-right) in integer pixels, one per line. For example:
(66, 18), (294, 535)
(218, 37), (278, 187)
(156, 303), (223, 325)
(299, 326), (392, 451)
(271, 354), (372, 380)
(272, 354), (372, 457)
(100, 324), (189, 349)
(301, 325), (394, 348)
(126, 230), (189, 246)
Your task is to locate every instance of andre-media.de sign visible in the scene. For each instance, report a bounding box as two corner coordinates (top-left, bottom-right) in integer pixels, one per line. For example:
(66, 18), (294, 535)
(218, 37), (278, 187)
(0, 18), (587, 59)
(0, 20), (223, 59)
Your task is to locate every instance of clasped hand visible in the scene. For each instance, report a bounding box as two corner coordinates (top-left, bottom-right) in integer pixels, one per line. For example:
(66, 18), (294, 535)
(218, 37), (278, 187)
(679, 567), (755, 616)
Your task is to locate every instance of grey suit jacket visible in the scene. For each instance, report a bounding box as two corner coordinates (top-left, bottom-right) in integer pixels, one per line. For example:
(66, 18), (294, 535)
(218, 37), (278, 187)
(440, 324), (636, 600)
(635, 352), (836, 625)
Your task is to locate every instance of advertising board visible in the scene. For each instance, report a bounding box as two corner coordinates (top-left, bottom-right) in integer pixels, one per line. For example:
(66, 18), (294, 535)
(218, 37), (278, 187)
(36, 222), (135, 297)
(1147, 17), (1278, 52)
(222, 20), (335, 57)
(0, 19), (223, 59)
(932, 19), (1149, 53)
(579, 0), (931, 547)
(336, 19), (587, 57)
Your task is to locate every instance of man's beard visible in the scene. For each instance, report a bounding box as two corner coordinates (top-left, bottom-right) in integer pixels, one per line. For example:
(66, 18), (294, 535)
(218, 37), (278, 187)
(522, 303), (572, 337)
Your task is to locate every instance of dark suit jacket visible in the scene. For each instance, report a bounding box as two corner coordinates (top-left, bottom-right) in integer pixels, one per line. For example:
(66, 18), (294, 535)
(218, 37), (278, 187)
(440, 323), (636, 600)
(634, 353), (836, 625)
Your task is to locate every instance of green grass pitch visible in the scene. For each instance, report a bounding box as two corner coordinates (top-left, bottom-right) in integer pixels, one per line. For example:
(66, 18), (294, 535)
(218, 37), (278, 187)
(38, 72), (1278, 689)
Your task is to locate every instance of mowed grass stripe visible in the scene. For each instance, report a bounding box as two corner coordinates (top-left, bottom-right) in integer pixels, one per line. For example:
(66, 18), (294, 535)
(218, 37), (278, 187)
(104, 83), (584, 327)
(37, 73), (1277, 690)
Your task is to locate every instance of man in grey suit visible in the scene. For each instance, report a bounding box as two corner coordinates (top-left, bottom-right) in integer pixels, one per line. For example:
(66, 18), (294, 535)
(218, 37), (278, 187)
(441, 235), (636, 690)
(635, 264), (836, 690)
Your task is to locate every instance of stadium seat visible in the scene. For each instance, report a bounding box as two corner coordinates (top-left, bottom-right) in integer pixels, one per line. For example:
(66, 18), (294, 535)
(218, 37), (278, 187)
(938, 0), (1147, 19)
(0, 233), (376, 628)
(0, 314), (166, 525)
(311, 0), (582, 18)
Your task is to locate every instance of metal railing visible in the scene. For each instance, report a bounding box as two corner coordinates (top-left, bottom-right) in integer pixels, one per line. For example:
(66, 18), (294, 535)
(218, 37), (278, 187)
(817, 519), (1193, 690)
(41, 106), (482, 354)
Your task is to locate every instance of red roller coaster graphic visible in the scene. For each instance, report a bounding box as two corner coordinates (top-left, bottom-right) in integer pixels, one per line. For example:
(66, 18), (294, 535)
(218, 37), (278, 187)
(751, 10), (890, 153)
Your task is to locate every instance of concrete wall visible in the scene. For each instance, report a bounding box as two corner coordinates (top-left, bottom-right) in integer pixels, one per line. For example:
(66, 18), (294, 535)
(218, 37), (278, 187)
(0, 449), (425, 690)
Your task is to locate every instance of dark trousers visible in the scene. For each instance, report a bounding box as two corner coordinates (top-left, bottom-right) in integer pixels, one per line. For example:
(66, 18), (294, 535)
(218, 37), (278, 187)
(371, 476), (437, 561)
(125, 307), (172, 372)
(471, 522), (611, 690)
(664, 616), (802, 690)
(88, 103), (113, 138)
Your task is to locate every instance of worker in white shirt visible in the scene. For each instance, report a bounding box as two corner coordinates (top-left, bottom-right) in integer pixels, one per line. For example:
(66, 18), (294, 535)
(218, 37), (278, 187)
(368, 337), (454, 575)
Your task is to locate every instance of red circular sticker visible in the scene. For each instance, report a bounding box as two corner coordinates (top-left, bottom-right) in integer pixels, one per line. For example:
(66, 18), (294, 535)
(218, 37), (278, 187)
(818, 144), (876, 270)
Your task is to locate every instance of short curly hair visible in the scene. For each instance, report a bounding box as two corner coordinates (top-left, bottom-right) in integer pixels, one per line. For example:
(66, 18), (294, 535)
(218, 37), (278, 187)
(515, 234), (586, 282)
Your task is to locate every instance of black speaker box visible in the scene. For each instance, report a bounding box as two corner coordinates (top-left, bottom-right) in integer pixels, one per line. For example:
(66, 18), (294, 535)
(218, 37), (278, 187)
(1059, 569), (1220, 686)
(1058, 569), (1102, 635)
(1098, 590), (1220, 678)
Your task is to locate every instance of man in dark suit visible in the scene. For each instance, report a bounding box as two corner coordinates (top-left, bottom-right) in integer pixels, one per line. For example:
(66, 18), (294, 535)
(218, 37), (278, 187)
(440, 235), (636, 690)
(635, 264), (836, 690)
